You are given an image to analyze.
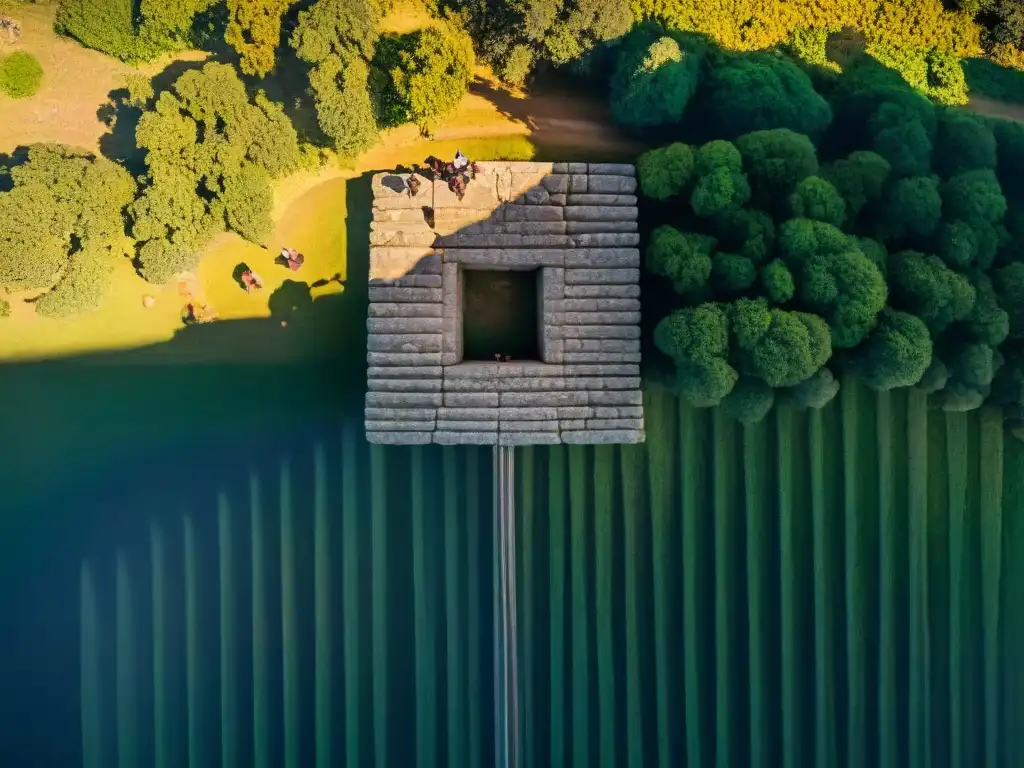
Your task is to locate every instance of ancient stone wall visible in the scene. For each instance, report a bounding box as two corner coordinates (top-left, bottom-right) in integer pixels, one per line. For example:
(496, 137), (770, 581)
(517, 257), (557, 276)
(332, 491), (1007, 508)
(365, 161), (644, 445)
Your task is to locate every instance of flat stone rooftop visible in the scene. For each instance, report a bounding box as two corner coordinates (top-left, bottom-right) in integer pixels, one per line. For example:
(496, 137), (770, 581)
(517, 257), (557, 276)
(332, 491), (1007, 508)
(365, 161), (645, 445)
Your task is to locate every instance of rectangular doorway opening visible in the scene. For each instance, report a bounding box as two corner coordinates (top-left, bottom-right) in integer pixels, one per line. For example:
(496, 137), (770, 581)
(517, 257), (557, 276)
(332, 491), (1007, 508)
(462, 268), (540, 361)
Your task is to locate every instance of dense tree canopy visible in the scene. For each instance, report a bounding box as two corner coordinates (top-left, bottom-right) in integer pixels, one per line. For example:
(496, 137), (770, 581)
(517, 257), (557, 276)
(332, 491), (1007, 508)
(637, 142), (695, 200)
(389, 23), (475, 133)
(609, 28), (701, 128)
(226, 0), (295, 77)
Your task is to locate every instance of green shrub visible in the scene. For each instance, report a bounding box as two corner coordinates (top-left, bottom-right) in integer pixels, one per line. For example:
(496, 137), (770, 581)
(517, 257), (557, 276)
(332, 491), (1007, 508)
(788, 176), (846, 228)
(761, 258), (795, 304)
(34, 249), (116, 317)
(56, 0), (143, 60)
(858, 308), (933, 391)
(964, 57), (1024, 106)
(308, 53), (379, 157)
(390, 22), (475, 134)
(934, 110), (996, 178)
(0, 52), (43, 99)
(610, 29), (701, 128)
(735, 129), (819, 214)
(779, 367), (840, 408)
(0, 299), (9, 317)
(722, 376), (775, 424)
(637, 143), (696, 200)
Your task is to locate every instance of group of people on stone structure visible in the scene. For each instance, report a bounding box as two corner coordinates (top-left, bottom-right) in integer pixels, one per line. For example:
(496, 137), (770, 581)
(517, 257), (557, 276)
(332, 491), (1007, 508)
(413, 149), (481, 201)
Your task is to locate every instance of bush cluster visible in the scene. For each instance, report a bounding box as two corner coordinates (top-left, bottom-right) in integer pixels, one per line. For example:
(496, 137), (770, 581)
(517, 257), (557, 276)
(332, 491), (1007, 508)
(638, 41), (1024, 432)
(0, 52), (44, 99)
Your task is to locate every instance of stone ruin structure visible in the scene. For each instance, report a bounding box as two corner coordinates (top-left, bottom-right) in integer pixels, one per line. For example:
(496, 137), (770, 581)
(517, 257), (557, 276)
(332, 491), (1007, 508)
(365, 161), (645, 446)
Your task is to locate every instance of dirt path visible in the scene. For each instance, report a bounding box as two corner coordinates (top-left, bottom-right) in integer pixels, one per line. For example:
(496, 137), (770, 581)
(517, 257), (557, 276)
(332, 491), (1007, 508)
(963, 94), (1024, 125)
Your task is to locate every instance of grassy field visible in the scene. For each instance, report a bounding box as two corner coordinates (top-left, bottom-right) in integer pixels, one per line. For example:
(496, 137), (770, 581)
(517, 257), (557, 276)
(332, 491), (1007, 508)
(1, 384), (1023, 765)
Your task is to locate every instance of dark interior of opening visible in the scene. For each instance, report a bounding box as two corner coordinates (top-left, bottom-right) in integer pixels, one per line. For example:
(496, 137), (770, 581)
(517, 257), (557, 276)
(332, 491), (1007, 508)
(462, 268), (540, 361)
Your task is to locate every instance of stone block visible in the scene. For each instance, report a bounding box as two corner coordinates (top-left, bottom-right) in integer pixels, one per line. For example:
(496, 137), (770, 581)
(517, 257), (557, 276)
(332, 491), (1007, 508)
(504, 221), (567, 235)
(365, 408), (437, 421)
(563, 284), (641, 299)
(368, 286), (443, 303)
(367, 366), (444, 379)
(493, 362), (564, 377)
(433, 173), (499, 208)
(436, 234), (524, 248)
(445, 248), (564, 268)
(561, 430), (643, 444)
(593, 406), (645, 419)
(369, 229), (438, 247)
(587, 418), (645, 430)
(500, 391), (587, 407)
(566, 194), (638, 206)
(541, 267), (565, 300)
(367, 352), (443, 366)
(565, 221), (638, 234)
(569, 162), (588, 173)
(522, 235), (572, 247)
(563, 311), (641, 325)
(443, 378), (499, 393)
(563, 299), (641, 313)
(498, 407), (559, 421)
(495, 167), (512, 202)
(588, 390), (643, 406)
(557, 406), (595, 419)
(548, 194), (567, 206)
(541, 175), (570, 194)
(367, 317), (443, 334)
(368, 303), (444, 318)
(588, 163), (636, 177)
(586, 175), (638, 194)
(501, 420), (559, 432)
(438, 407), (500, 421)
(372, 171), (430, 209)
(544, 338), (565, 364)
(500, 432), (561, 445)
(496, 377), (567, 392)
(442, 352), (460, 365)
(569, 174), (588, 193)
(553, 162), (569, 173)
(569, 233), (641, 248)
(564, 268), (640, 285)
(564, 249), (640, 268)
(365, 392), (444, 408)
(562, 364), (639, 377)
(434, 431), (498, 445)
(382, 274), (443, 288)
(560, 419), (587, 430)
(564, 352), (641, 363)
(437, 420), (499, 432)
(369, 248), (441, 280)
(563, 338), (640, 353)
(445, 392), (500, 408)
(374, 208), (434, 223)
(445, 362), (502, 378)
(563, 376), (640, 390)
(563, 205), (639, 222)
(366, 334), (443, 353)
(368, 431), (434, 444)
(525, 186), (550, 205)
(368, 378), (443, 392)
(365, 419), (437, 431)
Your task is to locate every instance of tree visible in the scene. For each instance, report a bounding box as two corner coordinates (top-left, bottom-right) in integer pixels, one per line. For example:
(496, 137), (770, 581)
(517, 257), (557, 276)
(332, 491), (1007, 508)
(856, 236), (888, 275)
(788, 176), (846, 228)
(779, 367), (840, 408)
(0, 145), (135, 291)
(610, 32), (700, 127)
(307, 52), (378, 157)
(777, 217), (852, 266)
(722, 376), (775, 424)
(991, 117), (1024, 199)
(226, 0), (294, 77)
(55, 0), (141, 60)
(735, 128), (819, 213)
(819, 150), (890, 226)
(654, 303), (738, 405)
(711, 252), (756, 294)
(761, 259), (794, 303)
(887, 250), (976, 334)
(131, 63), (300, 283)
(795, 245), (887, 347)
(646, 225), (715, 297)
(964, 272), (1010, 347)
(941, 169), (1007, 228)
(691, 165), (751, 217)
(857, 308), (932, 391)
(0, 52), (44, 99)
(877, 176), (942, 244)
(390, 22), (475, 133)
(995, 261), (1024, 339)
(712, 208), (774, 263)
(291, 0), (382, 63)
(34, 247), (119, 317)
(935, 220), (980, 269)
(637, 142), (695, 200)
(729, 298), (831, 387)
(916, 358), (950, 393)
(137, 0), (211, 50)
(699, 52), (832, 139)
(868, 102), (933, 178)
(934, 110), (997, 178)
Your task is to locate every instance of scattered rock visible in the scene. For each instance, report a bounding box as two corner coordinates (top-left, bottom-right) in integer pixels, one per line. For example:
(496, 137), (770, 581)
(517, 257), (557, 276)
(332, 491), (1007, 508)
(142, 295), (155, 308)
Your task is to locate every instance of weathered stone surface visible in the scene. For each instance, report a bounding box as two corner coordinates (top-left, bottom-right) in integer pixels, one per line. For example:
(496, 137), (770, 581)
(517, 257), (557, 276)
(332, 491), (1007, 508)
(365, 419), (437, 431)
(569, 162), (588, 173)
(369, 229), (437, 247)
(500, 432), (561, 445)
(564, 338), (641, 353)
(495, 377), (566, 392)
(368, 286), (443, 303)
(370, 248), (441, 280)
(589, 390), (643, 406)
(568, 233), (641, 248)
(562, 429), (643, 444)
(366, 334), (442, 353)
(438, 407), (499, 421)
(367, 352), (443, 366)
(433, 173), (499, 208)
(441, 352), (460, 365)
(553, 162), (569, 173)
(541, 174), (570, 194)
(563, 352), (642, 363)
(564, 375), (641, 390)
(566, 194), (638, 206)
(366, 392), (444, 408)
(522, 235), (573, 247)
(368, 378), (443, 392)
(565, 221), (638, 234)
(563, 205), (638, 222)
(434, 431), (498, 445)
(586, 417), (645, 430)
(564, 284), (641, 299)
(548, 194), (567, 206)
(504, 205), (564, 222)
(559, 419), (587, 430)
(501, 420), (558, 432)
(365, 407), (437, 421)
(563, 311), (641, 325)
(525, 186), (550, 205)
(587, 175), (638, 194)
(445, 362), (502, 378)
(593, 406), (645, 418)
(541, 267), (565, 301)
(367, 317), (444, 334)
(368, 431), (433, 444)
(378, 274), (443, 288)
(503, 221), (567, 235)
(588, 163), (636, 177)
(368, 366), (444, 379)
(443, 378), (499, 392)
(444, 248), (564, 268)
(564, 268), (640, 285)
(557, 406), (595, 419)
(374, 207), (434, 223)
(500, 391), (587, 407)
(437, 420), (499, 432)
(368, 303), (443, 318)
(499, 407), (559, 420)
(444, 392), (500, 407)
(563, 298), (641, 312)
(564, 248), (640, 268)
(569, 174), (588, 193)
(562, 364), (639, 377)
